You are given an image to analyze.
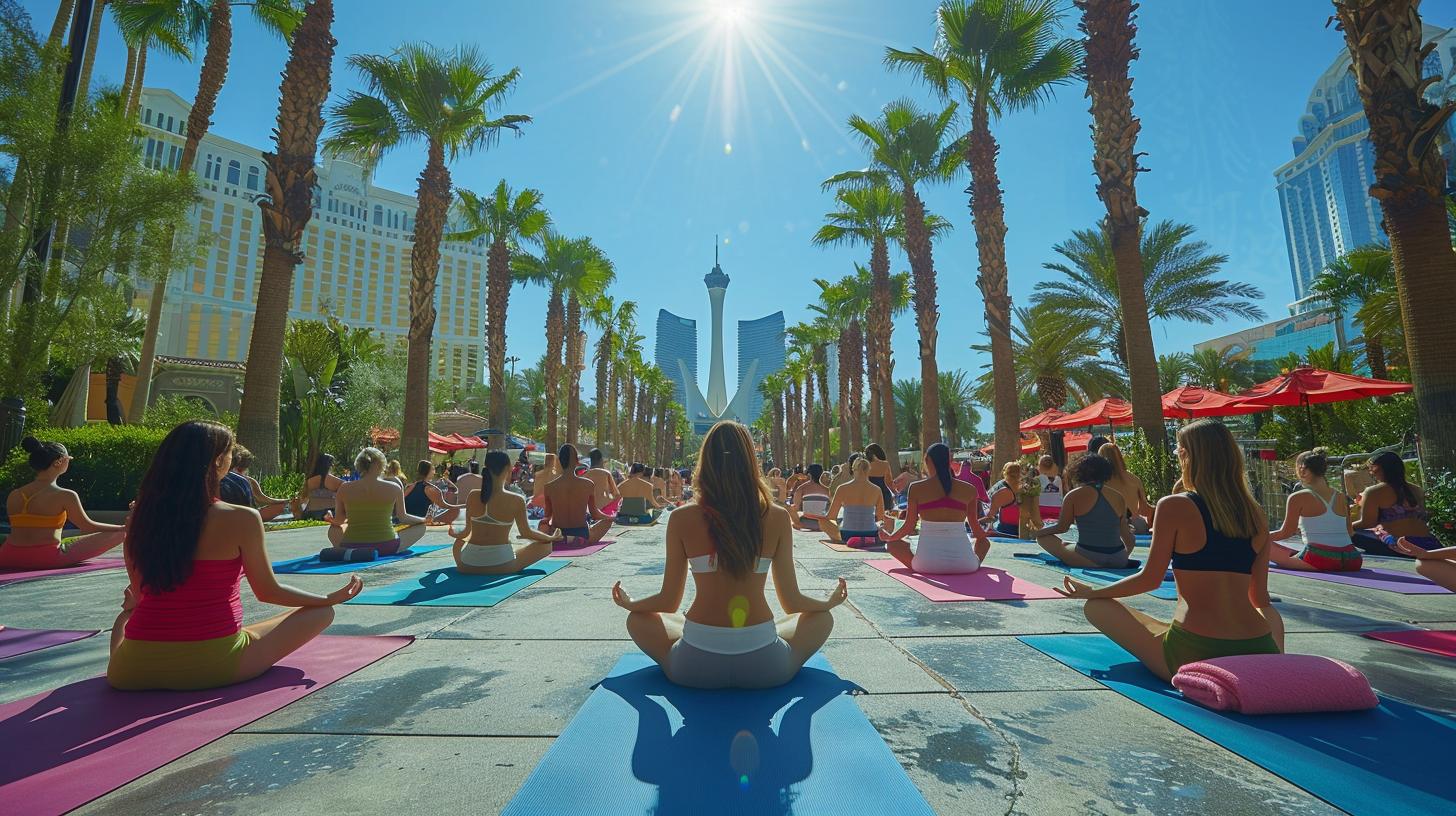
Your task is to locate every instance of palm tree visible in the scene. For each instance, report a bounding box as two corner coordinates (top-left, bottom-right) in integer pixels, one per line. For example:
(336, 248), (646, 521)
(108, 2), (198, 118)
(1310, 244), (1395, 379)
(519, 364), (545, 431)
(1332, 1), (1456, 471)
(810, 277), (859, 457)
(1157, 352), (1193, 393)
(234, 0), (334, 475)
(937, 369), (977, 448)
(886, 0), (1081, 467)
(1180, 347), (1260, 394)
(129, 0), (301, 428)
(325, 43), (527, 463)
(587, 295), (630, 454)
(1034, 220), (1264, 366)
(972, 304), (1125, 411)
(758, 369), (788, 468)
(825, 100), (961, 448)
(893, 378), (923, 450)
(444, 181), (548, 444)
(613, 320), (644, 461)
(563, 243), (614, 446)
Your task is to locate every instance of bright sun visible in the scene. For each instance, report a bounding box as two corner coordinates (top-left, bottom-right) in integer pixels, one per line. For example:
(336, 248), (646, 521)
(711, 1), (748, 26)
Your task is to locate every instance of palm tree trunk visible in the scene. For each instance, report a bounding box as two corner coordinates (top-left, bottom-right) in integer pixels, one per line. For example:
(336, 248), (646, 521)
(802, 368), (815, 465)
(866, 338), (880, 446)
(399, 139), (452, 464)
(1334, 0), (1456, 472)
(1366, 333), (1388, 380)
(543, 287), (564, 452)
(622, 370), (635, 463)
(836, 331), (851, 458)
(73, 0), (105, 100)
(486, 235), (511, 443)
(132, 0), (234, 424)
(119, 46), (137, 112)
(771, 393), (785, 468)
(125, 45), (147, 117)
(847, 318), (864, 451)
(902, 186), (940, 447)
(236, 0), (335, 475)
(819, 353), (831, 464)
(105, 356), (123, 424)
(48, 0), (78, 45)
(870, 236), (897, 464)
(565, 295), (583, 445)
(594, 333), (610, 452)
(965, 105), (1018, 469)
(608, 358), (621, 458)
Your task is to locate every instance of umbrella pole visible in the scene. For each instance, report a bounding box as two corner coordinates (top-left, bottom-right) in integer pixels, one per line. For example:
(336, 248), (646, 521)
(1303, 398), (1314, 450)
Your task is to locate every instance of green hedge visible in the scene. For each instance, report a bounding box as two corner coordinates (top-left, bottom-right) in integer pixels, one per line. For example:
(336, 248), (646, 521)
(1, 425), (169, 511)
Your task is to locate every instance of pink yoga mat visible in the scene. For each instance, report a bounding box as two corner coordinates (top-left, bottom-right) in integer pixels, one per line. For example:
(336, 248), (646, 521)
(0, 560), (124, 587)
(1269, 566), (1451, 594)
(0, 628), (97, 660)
(1363, 629), (1456, 658)
(551, 538), (615, 557)
(0, 635), (411, 815)
(866, 559), (1062, 602)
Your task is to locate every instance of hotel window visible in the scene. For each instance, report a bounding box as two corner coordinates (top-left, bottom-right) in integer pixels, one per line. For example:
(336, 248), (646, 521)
(373, 205), (383, 226)
(226, 160), (241, 186)
(246, 166), (260, 191)
(143, 108), (152, 125)
(168, 145), (180, 170)
(166, 115), (175, 132)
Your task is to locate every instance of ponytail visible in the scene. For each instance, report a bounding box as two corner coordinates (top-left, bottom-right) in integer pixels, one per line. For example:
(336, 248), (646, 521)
(927, 443), (952, 496)
(482, 450), (510, 501)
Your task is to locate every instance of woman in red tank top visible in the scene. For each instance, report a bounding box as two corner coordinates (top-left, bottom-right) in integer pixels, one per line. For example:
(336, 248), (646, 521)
(108, 421), (363, 691)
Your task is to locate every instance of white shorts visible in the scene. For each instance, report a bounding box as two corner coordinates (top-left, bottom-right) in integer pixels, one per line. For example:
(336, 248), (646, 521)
(459, 543), (514, 568)
(912, 521), (980, 574)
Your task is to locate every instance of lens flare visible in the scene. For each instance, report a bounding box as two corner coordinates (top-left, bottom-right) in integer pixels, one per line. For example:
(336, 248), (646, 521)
(728, 595), (750, 627)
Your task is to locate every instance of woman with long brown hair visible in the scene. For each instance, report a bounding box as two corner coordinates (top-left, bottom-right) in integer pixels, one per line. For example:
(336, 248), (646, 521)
(612, 421), (847, 688)
(108, 421), (361, 691)
(1055, 420), (1283, 682)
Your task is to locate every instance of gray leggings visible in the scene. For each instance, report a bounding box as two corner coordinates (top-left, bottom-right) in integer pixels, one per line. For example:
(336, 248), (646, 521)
(666, 638), (798, 689)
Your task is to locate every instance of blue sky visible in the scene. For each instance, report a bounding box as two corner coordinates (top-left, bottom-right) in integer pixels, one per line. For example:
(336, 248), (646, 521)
(24, 0), (1456, 430)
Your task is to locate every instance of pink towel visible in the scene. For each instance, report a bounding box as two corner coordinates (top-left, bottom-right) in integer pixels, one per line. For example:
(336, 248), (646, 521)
(1172, 654), (1377, 715)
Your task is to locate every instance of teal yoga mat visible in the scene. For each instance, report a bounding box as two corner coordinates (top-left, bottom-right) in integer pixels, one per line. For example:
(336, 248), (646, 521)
(272, 544), (450, 574)
(1020, 633), (1456, 816)
(1012, 552), (1177, 599)
(346, 560), (569, 607)
(502, 653), (934, 816)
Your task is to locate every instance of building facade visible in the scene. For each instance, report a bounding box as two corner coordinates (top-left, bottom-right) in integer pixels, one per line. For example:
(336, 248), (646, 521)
(655, 309), (699, 410)
(1193, 310), (1358, 367)
(136, 88), (488, 387)
(737, 311), (785, 426)
(1275, 25), (1456, 305)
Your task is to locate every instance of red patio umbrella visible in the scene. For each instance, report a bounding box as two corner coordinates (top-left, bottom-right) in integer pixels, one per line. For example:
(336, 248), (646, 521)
(1043, 398), (1134, 431)
(447, 433), (485, 450)
(981, 431), (1094, 456)
(1233, 365), (1413, 446)
(981, 434), (1041, 455)
(427, 432), (458, 453)
(1019, 408), (1067, 432)
(1161, 385), (1267, 419)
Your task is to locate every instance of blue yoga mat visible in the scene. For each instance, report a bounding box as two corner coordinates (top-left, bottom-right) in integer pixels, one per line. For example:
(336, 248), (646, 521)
(1020, 634), (1456, 816)
(346, 560), (569, 607)
(272, 544), (450, 574)
(502, 653), (934, 816)
(1012, 552), (1176, 599)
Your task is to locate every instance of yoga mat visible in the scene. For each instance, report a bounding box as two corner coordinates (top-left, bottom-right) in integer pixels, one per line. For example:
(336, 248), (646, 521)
(0, 628), (97, 661)
(1012, 552), (1177, 600)
(1020, 633), (1456, 816)
(501, 653), (934, 816)
(820, 538), (887, 553)
(0, 635), (411, 815)
(866, 559), (1061, 602)
(1014, 551), (1145, 571)
(1362, 629), (1456, 659)
(552, 538), (615, 557)
(1268, 566), (1450, 594)
(0, 560), (124, 587)
(346, 560), (569, 607)
(271, 544), (450, 574)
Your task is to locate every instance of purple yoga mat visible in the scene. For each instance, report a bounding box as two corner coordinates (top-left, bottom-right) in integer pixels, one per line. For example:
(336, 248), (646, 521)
(866, 560), (1063, 602)
(551, 538), (615, 557)
(0, 635), (411, 815)
(1268, 566), (1450, 594)
(0, 628), (97, 661)
(0, 560), (124, 587)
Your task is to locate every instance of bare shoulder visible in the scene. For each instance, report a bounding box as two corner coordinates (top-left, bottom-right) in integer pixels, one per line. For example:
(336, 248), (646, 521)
(1156, 492), (1196, 517)
(764, 502), (790, 525)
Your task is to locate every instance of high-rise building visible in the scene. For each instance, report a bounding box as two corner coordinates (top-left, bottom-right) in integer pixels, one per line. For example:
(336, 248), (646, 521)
(1275, 25), (1456, 307)
(738, 311), (786, 425)
(134, 88), (487, 387)
(655, 309), (698, 409)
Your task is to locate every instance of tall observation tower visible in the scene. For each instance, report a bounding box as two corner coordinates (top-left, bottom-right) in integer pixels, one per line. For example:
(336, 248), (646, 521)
(703, 239), (731, 416)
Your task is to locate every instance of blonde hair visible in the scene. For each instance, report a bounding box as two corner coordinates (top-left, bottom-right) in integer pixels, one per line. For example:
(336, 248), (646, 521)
(853, 457), (870, 477)
(1001, 461), (1023, 483)
(693, 422), (774, 578)
(355, 446), (386, 474)
(1098, 443), (1128, 475)
(1177, 420), (1262, 539)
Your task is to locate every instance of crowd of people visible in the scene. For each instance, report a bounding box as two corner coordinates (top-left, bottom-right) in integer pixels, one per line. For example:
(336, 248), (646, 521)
(0, 417), (1451, 694)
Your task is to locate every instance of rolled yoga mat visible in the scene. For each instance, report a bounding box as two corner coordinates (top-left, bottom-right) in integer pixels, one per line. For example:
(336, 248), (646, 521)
(866, 559), (1062, 602)
(1019, 633), (1456, 816)
(1267, 566), (1449, 594)
(0, 628), (97, 661)
(551, 538), (615, 557)
(346, 560), (570, 607)
(0, 635), (411, 816)
(1011, 552), (1177, 600)
(271, 544), (451, 574)
(501, 653), (934, 816)
(1362, 629), (1456, 659)
(0, 560), (124, 587)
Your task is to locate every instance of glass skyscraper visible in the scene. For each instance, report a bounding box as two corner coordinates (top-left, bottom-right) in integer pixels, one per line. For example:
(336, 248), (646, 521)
(737, 311), (786, 425)
(655, 310), (698, 409)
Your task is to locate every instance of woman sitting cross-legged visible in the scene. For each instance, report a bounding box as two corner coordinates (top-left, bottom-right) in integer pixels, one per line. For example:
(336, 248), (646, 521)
(1054, 419), (1284, 683)
(293, 453), (343, 521)
(981, 461), (1024, 539)
(612, 421), (848, 689)
(881, 443), (991, 574)
(449, 450), (561, 573)
(1394, 538), (1456, 591)
(1352, 452), (1440, 555)
(108, 421), (362, 692)
(1267, 447), (1362, 572)
(616, 463), (667, 523)
(404, 461), (464, 527)
(1035, 454), (1136, 569)
(819, 457), (888, 547)
(322, 447), (428, 560)
(786, 464), (831, 531)
(0, 436), (126, 570)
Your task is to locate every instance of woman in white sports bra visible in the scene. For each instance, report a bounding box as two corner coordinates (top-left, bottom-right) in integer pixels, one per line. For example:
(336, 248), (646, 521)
(449, 450), (561, 574)
(612, 421), (849, 689)
(1267, 447), (1361, 572)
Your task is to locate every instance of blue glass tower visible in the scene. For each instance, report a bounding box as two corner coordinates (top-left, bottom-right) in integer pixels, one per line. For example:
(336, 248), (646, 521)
(655, 310), (697, 409)
(738, 311), (786, 426)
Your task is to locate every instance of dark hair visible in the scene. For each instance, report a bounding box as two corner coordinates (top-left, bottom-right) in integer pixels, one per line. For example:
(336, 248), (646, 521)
(630, 462), (646, 476)
(231, 444), (254, 471)
(1370, 451), (1416, 506)
(481, 450), (510, 499)
(20, 436), (67, 471)
(1296, 447), (1329, 478)
(864, 443), (886, 462)
(468, 459), (480, 475)
(125, 421), (234, 594)
(807, 463), (824, 483)
(1086, 436), (1110, 456)
(1072, 454), (1115, 485)
(416, 460), (432, 478)
(847, 452), (862, 469)
(310, 453), (335, 480)
(693, 421), (772, 578)
(926, 443), (952, 496)
(589, 448), (604, 466)
(559, 444), (577, 468)
(793, 464), (803, 475)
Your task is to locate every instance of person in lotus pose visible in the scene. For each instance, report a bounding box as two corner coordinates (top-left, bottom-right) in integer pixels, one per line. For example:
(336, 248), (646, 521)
(1267, 448), (1361, 572)
(0, 436), (125, 570)
(323, 448), (428, 560)
(450, 450), (561, 573)
(616, 464), (667, 524)
(819, 456), (888, 547)
(1035, 454), (1136, 569)
(540, 445), (614, 543)
(881, 444), (990, 574)
(786, 464), (831, 531)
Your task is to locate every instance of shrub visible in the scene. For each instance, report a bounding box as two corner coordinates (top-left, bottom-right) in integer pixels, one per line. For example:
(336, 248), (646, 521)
(1425, 470), (1456, 548)
(1, 424), (169, 510)
(1123, 428), (1176, 501)
(260, 472), (304, 501)
(142, 394), (237, 431)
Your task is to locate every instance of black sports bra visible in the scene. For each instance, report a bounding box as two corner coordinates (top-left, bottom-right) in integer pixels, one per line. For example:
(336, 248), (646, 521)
(1170, 492), (1258, 574)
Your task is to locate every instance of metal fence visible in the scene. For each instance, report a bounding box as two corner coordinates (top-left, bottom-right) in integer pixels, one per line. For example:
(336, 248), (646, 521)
(1237, 439), (1289, 526)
